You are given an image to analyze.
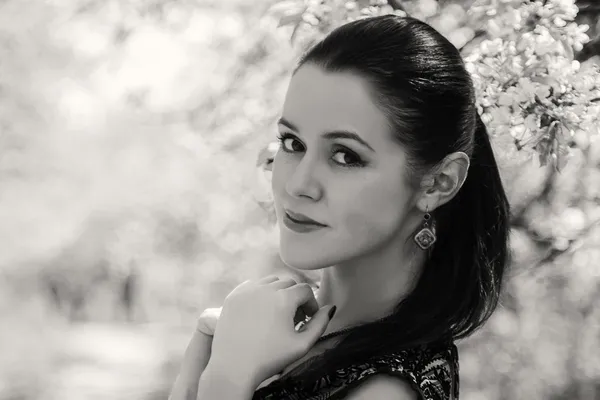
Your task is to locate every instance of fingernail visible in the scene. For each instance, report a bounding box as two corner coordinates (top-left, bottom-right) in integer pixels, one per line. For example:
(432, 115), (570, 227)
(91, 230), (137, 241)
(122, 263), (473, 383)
(328, 306), (337, 320)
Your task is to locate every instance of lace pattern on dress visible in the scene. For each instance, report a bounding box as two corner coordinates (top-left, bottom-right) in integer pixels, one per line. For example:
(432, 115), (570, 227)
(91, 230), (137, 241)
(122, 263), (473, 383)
(252, 341), (459, 400)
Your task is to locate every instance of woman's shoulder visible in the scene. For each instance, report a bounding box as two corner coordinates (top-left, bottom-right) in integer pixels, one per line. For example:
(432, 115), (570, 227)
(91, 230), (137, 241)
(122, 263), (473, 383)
(252, 339), (458, 400)
(324, 339), (459, 400)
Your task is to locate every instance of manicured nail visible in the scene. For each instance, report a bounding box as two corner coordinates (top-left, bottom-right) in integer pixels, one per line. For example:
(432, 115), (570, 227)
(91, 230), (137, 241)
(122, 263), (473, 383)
(328, 306), (337, 320)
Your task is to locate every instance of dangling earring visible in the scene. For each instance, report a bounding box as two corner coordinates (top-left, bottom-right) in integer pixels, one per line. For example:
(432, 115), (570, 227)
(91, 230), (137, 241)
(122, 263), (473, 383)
(414, 206), (437, 250)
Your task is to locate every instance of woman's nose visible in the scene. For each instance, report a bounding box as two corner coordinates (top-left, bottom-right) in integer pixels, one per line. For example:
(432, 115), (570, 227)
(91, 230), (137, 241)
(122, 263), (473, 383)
(284, 156), (323, 201)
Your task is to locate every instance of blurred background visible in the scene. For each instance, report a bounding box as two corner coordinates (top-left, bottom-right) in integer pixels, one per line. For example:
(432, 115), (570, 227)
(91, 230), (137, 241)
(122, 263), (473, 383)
(0, 0), (599, 399)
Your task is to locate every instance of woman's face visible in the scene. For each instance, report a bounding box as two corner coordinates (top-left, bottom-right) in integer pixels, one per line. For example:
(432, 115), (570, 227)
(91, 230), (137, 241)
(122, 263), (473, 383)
(271, 64), (420, 270)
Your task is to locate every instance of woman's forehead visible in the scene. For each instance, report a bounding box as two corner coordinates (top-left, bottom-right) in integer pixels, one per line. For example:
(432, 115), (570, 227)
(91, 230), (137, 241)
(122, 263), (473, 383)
(282, 65), (389, 137)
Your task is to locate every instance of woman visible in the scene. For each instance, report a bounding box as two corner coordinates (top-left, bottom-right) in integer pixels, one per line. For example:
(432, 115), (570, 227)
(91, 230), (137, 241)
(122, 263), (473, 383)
(169, 14), (510, 400)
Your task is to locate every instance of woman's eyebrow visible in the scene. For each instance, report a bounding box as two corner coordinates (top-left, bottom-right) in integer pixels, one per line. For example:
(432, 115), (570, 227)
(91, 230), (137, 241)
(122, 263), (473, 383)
(277, 117), (375, 152)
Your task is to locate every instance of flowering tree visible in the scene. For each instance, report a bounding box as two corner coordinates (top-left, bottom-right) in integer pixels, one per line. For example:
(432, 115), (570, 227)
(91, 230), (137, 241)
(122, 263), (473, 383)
(466, 0), (599, 170)
(265, 0), (600, 170)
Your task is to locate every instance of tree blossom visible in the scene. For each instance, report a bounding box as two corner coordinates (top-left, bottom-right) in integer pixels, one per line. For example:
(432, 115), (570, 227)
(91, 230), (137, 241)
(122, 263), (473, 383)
(269, 0), (600, 170)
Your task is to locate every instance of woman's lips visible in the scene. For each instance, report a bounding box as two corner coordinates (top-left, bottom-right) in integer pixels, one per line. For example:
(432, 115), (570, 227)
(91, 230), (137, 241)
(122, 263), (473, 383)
(284, 209), (327, 226)
(283, 212), (327, 233)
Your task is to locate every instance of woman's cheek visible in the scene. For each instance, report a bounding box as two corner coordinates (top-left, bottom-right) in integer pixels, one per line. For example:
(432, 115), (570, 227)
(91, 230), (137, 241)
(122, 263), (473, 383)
(341, 209), (383, 240)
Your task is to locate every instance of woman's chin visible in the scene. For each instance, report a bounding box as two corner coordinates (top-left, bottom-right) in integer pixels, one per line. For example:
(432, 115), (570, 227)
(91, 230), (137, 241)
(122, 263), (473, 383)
(279, 247), (330, 271)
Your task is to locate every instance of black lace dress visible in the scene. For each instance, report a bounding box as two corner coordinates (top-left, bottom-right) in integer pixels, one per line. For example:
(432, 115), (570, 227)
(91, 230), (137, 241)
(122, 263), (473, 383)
(252, 339), (459, 399)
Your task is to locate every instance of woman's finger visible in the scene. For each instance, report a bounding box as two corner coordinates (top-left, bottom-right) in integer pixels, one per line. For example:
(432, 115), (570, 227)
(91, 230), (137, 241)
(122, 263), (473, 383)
(270, 277), (298, 290)
(256, 275), (280, 284)
(283, 283), (319, 317)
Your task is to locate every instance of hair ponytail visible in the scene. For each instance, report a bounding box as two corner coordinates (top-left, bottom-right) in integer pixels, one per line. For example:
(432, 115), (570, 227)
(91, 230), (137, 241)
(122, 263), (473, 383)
(424, 111), (511, 338)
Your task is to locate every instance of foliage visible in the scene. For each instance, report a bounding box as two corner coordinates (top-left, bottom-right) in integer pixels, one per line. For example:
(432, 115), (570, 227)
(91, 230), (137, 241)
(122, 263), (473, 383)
(466, 0), (600, 170)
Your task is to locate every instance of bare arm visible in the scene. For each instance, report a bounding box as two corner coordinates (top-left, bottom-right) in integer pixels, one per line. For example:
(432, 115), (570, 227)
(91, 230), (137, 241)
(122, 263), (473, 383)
(168, 330), (213, 400)
(195, 361), (258, 400)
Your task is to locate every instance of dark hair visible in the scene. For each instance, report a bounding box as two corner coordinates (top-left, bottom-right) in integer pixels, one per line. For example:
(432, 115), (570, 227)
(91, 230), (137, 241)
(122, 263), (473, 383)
(281, 15), (511, 388)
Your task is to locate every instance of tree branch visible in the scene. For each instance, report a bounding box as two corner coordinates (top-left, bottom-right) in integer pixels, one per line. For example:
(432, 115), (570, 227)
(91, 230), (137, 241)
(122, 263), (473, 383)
(576, 4), (600, 14)
(387, 0), (406, 12)
(576, 35), (600, 62)
(534, 217), (600, 267)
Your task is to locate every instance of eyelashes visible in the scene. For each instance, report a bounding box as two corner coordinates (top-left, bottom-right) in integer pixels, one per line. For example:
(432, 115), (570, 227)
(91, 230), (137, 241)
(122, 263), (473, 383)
(276, 132), (367, 169)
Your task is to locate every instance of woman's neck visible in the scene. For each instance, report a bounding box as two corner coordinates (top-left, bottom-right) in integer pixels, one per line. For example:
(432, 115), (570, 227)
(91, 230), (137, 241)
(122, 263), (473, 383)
(315, 245), (425, 337)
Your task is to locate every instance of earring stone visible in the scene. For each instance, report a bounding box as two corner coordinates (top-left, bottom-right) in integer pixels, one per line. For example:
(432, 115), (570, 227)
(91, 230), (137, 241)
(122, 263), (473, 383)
(414, 227), (437, 250)
(414, 212), (437, 250)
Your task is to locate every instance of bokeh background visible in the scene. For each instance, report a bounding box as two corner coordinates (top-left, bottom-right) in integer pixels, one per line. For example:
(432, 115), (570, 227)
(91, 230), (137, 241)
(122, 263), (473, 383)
(1, 0), (599, 399)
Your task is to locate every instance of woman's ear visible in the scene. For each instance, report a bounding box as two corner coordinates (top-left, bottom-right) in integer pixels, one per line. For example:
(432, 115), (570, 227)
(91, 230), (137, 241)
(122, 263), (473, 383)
(417, 152), (470, 212)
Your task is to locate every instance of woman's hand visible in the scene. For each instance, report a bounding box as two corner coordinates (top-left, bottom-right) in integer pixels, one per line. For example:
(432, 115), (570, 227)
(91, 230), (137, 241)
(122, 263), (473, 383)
(206, 275), (336, 390)
(196, 307), (222, 337)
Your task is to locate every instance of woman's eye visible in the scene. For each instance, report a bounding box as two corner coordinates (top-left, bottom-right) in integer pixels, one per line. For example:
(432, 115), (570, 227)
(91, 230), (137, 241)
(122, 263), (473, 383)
(332, 151), (360, 166)
(277, 133), (365, 168)
(277, 134), (304, 152)
(284, 138), (303, 152)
